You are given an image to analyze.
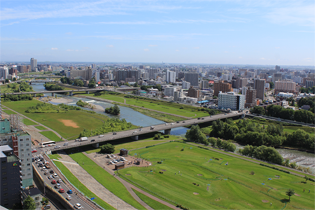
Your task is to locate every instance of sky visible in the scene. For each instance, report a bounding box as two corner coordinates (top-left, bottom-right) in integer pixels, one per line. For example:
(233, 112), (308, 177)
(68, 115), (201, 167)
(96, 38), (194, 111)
(0, 0), (314, 65)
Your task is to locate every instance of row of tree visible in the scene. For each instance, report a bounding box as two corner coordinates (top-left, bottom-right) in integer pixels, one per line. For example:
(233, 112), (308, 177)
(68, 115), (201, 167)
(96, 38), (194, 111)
(239, 145), (283, 165)
(44, 83), (64, 91)
(185, 125), (236, 152)
(297, 97), (315, 113)
(300, 86), (315, 94)
(251, 105), (314, 124)
(210, 119), (314, 150)
(3, 94), (33, 101)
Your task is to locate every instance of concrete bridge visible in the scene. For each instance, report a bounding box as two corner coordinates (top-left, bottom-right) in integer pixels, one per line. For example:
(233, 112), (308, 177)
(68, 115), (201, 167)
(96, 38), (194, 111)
(5, 88), (104, 96)
(25, 80), (55, 84)
(44, 112), (244, 152)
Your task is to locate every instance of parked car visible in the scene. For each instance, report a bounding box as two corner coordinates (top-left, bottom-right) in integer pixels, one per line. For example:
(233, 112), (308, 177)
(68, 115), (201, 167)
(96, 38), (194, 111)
(67, 190), (73, 194)
(113, 132), (117, 135)
(51, 180), (56, 184)
(31, 149), (37, 153)
(49, 170), (54, 174)
(91, 139), (95, 142)
(54, 183), (61, 189)
(57, 179), (62, 183)
(59, 188), (65, 193)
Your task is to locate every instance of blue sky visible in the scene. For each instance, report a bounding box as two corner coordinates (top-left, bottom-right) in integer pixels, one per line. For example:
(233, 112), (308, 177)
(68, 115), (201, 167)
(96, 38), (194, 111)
(0, 0), (314, 65)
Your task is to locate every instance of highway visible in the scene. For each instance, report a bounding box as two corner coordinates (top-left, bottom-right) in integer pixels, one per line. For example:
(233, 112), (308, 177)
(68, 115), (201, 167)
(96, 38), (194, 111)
(39, 112), (243, 152)
(247, 114), (315, 127)
(33, 154), (100, 210)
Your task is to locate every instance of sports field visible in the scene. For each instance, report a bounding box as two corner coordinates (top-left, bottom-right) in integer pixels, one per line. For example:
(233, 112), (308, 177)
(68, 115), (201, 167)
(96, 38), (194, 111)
(119, 142), (314, 210)
(2, 100), (116, 139)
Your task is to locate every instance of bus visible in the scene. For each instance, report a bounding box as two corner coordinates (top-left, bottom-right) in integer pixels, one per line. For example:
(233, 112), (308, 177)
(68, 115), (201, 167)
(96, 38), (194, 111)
(40, 141), (56, 148)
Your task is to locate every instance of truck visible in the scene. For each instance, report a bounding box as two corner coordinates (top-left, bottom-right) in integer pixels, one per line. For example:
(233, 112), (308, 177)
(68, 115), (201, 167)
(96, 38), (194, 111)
(80, 137), (88, 142)
(150, 126), (154, 130)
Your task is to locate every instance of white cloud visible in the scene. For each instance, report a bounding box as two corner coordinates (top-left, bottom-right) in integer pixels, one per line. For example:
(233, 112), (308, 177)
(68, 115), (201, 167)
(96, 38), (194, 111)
(176, 50), (180, 52)
(143, 49), (149, 51)
(66, 49), (73, 52)
(51, 48), (58, 50)
(239, 56), (243, 59)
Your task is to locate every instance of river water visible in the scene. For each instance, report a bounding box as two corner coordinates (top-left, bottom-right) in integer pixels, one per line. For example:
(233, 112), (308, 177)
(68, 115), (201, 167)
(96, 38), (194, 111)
(31, 83), (188, 136)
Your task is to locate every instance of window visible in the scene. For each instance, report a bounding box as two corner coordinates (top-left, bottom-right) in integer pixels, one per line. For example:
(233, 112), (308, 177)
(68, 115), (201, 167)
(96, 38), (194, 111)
(27, 173), (31, 176)
(2, 161), (6, 164)
(26, 138), (29, 141)
(20, 139), (23, 141)
(3, 188), (7, 191)
(2, 166), (6, 170)
(20, 144), (23, 146)
(2, 172), (6, 175)
(2, 182), (7, 186)
(3, 193), (8, 196)
(27, 163), (30, 166)
(27, 168), (30, 171)
(26, 144), (29, 146)
(2, 177), (7, 180)
(26, 149), (29, 151)
(35, 197), (39, 200)
(27, 159), (29, 161)
(3, 199), (8, 202)
(21, 149), (24, 151)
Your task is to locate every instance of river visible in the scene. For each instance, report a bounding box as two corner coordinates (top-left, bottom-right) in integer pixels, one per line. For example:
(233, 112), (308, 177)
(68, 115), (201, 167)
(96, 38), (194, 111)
(31, 83), (188, 136)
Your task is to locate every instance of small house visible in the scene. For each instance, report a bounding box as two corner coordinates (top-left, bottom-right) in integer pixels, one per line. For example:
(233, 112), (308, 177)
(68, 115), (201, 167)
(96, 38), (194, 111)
(120, 149), (128, 156)
(115, 162), (125, 170)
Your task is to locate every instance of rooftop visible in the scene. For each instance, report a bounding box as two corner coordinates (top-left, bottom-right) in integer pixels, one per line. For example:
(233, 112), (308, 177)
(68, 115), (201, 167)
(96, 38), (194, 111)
(0, 145), (19, 162)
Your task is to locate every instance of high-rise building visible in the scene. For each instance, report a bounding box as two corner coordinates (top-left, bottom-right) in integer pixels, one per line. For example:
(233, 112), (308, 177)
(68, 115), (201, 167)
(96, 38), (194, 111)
(0, 66), (9, 79)
(17, 65), (27, 73)
(166, 70), (176, 83)
(245, 88), (256, 108)
(254, 79), (265, 100)
(0, 145), (21, 209)
(187, 86), (200, 98)
(213, 80), (232, 96)
(184, 72), (199, 87)
(200, 80), (209, 90)
(164, 87), (176, 97)
(305, 80), (314, 89)
(182, 81), (191, 90)
(218, 92), (245, 110)
(275, 80), (296, 94)
(273, 73), (282, 82)
(30, 58), (37, 72)
(275, 65), (280, 71)
(147, 69), (159, 79)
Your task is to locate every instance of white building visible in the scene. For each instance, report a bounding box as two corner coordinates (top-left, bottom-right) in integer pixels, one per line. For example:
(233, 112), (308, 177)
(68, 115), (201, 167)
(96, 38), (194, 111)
(277, 92), (294, 98)
(164, 87), (175, 97)
(166, 70), (176, 83)
(218, 91), (245, 110)
(275, 80), (296, 93)
(30, 58), (37, 72)
(95, 70), (100, 82)
(0, 66), (9, 79)
(182, 81), (191, 90)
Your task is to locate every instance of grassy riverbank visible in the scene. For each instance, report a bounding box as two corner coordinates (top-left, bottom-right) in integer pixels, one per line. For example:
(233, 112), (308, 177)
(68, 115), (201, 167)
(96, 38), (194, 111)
(119, 142), (314, 210)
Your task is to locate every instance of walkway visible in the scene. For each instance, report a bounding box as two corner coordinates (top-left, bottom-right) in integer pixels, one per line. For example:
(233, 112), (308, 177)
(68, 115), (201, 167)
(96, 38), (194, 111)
(80, 95), (192, 120)
(84, 152), (178, 210)
(56, 151), (138, 210)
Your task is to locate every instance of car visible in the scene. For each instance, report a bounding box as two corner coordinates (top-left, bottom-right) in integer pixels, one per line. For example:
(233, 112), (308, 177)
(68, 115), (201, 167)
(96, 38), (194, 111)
(54, 183), (61, 189)
(59, 188), (65, 193)
(50, 170), (54, 174)
(91, 139), (95, 142)
(176, 121), (179, 123)
(53, 173), (58, 178)
(198, 118), (200, 120)
(67, 190), (73, 194)
(113, 132), (116, 135)
(165, 123), (168, 125)
(57, 179), (62, 183)
(66, 195), (71, 200)
(182, 121), (185, 123)
(44, 171), (48, 175)
(54, 146), (60, 149)
(51, 180), (56, 184)
(31, 149), (37, 153)
(74, 203), (82, 209)
(202, 118), (204, 120)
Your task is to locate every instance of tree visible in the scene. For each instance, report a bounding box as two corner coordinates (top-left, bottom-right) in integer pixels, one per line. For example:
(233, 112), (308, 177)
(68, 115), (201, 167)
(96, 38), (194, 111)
(286, 189), (295, 201)
(185, 125), (208, 145)
(133, 82), (139, 87)
(105, 104), (120, 115)
(269, 81), (274, 89)
(88, 78), (96, 88)
(100, 143), (115, 154)
(13, 77), (17, 81)
(213, 96), (218, 99)
(23, 195), (36, 210)
(250, 106), (265, 115)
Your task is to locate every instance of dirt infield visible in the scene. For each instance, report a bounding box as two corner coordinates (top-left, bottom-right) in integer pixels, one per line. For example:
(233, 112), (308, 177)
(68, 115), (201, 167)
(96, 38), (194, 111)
(58, 119), (79, 128)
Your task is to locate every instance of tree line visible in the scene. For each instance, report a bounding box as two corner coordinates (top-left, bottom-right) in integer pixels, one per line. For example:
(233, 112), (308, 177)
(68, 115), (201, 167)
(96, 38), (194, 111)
(251, 104), (314, 124)
(210, 119), (314, 150)
(44, 83), (64, 91)
(105, 104), (120, 115)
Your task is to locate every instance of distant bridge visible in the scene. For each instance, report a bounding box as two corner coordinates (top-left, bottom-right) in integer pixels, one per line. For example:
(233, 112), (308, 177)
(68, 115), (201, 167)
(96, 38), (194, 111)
(42, 112), (244, 152)
(25, 80), (55, 83)
(5, 88), (104, 96)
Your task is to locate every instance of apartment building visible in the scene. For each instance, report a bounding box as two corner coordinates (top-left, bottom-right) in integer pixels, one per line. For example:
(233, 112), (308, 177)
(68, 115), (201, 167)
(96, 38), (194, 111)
(213, 80), (232, 96)
(275, 80), (296, 94)
(218, 92), (245, 110)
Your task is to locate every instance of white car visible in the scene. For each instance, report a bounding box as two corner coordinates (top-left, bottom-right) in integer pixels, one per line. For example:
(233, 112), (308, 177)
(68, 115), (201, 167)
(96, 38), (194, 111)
(74, 203), (82, 209)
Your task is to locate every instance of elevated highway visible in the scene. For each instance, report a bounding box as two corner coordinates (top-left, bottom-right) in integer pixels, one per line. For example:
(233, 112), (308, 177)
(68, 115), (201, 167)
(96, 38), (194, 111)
(42, 112), (244, 152)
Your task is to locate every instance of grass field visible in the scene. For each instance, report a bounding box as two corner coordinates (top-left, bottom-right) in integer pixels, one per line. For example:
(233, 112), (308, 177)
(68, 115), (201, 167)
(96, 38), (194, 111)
(3, 100), (113, 139)
(67, 152), (144, 209)
(283, 126), (315, 134)
(35, 126), (47, 130)
(23, 118), (37, 125)
(48, 154), (61, 160)
(118, 142), (314, 210)
(53, 161), (115, 210)
(2, 109), (17, 115)
(132, 189), (173, 210)
(86, 93), (211, 118)
(40, 131), (62, 142)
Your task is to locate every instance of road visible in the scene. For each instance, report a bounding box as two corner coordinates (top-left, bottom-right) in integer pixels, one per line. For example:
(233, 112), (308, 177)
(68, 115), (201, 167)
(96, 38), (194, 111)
(41, 112), (243, 152)
(33, 154), (100, 210)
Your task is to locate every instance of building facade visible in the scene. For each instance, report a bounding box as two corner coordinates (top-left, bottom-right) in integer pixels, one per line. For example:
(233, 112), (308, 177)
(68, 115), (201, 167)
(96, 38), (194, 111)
(245, 88), (256, 108)
(275, 80), (296, 94)
(254, 79), (265, 100)
(184, 72), (199, 87)
(213, 80), (232, 96)
(218, 92), (245, 110)
(30, 58), (37, 72)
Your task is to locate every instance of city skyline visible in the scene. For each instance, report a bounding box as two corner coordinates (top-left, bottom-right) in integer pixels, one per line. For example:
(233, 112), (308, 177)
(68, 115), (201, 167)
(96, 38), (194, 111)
(1, 0), (314, 65)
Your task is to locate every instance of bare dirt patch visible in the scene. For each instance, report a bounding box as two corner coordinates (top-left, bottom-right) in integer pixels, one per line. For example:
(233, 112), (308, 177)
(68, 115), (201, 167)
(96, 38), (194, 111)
(193, 192), (199, 195)
(262, 200), (269, 203)
(295, 193), (301, 197)
(215, 198), (221, 201)
(125, 174), (131, 176)
(58, 119), (79, 128)
(197, 174), (203, 176)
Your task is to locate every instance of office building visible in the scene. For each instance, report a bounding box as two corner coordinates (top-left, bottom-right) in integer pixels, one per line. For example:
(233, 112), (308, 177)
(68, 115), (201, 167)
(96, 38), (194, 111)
(166, 70), (176, 83)
(275, 80), (296, 94)
(213, 80), (232, 96)
(273, 73), (282, 82)
(164, 87), (176, 97)
(187, 86), (200, 98)
(275, 65), (280, 71)
(182, 81), (191, 90)
(184, 72), (199, 87)
(245, 88), (256, 108)
(17, 65), (27, 73)
(30, 58), (37, 72)
(218, 92), (245, 111)
(200, 80), (209, 90)
(95, 70), (100, 83)
(0, 67), (9, 79)
(233, 78), (248, 88)
(0, 145), (21, 209)
(306, 80), (314, 89)
(254, 79), (265, 100)
(147, 69), (159, 79)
